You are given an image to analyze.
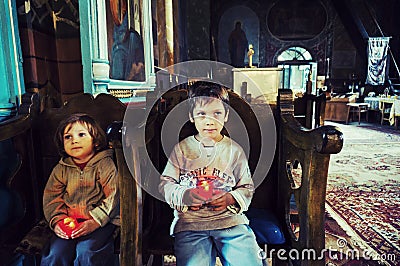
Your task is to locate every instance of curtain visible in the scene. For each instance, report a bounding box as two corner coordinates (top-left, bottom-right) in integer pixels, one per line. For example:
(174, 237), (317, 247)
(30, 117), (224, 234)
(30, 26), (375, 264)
(366, 37), (390, 85)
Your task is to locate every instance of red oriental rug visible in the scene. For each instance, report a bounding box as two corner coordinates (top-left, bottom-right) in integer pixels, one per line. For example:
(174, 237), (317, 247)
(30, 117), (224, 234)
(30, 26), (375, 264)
(325, 122), (400, 266)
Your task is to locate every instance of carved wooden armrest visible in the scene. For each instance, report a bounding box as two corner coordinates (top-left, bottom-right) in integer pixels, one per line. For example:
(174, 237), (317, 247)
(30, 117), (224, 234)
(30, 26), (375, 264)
(277, 89), (343, 265)
(0, 115), (31, 141)
(107, 118), (144, 266)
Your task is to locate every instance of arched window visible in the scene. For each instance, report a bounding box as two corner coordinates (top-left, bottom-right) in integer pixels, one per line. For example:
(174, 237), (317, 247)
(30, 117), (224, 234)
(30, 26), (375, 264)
(277, 47), (316, 93)
(277, 46), (313, 62)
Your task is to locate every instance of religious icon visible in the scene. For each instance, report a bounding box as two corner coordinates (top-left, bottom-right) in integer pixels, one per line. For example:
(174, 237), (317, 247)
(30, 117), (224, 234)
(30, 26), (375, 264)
(228, 21), (248, 68)
(109, 0), (145, 81)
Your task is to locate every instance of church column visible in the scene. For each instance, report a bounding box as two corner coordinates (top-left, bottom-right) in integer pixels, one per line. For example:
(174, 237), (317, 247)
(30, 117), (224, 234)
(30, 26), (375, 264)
(157, 0), (174, 67)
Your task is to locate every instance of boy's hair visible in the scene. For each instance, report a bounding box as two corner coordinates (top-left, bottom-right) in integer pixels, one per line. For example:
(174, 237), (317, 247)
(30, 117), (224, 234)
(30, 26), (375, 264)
(188, 81), (230, 116)
(55, 113), (107, 158)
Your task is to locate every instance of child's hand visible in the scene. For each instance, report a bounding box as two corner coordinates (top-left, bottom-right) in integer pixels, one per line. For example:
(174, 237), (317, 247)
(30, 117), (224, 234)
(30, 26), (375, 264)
(54, 222), (69, 239)
(183, 188), (208, 211)
(70, 219), (100, 239)
(207, 192), (236, 211)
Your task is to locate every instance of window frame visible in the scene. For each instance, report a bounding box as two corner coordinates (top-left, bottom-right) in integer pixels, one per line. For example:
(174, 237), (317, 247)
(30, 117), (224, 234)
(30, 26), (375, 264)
(0, 0), (25, 115)
(277, 46), (313, 62)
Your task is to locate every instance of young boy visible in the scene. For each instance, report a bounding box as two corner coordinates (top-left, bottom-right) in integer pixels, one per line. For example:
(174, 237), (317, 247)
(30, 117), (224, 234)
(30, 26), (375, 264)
(41, 114), (119, 265)
(159, 81), (262, 266)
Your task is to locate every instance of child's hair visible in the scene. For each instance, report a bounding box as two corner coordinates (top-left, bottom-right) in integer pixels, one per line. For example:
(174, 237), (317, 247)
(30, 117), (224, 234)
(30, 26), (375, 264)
(188, 81), (230, 116)
(55, 113), (107, 157)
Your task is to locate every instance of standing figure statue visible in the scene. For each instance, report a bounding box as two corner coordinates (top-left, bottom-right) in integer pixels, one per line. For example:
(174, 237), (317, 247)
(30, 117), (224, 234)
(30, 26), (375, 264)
(247, 44), (255, 68)
(228, 21), (248, 68)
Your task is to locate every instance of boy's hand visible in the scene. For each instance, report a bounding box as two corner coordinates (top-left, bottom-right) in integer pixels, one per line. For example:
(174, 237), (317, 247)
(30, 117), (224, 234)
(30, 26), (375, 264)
(183, 188), (208, 211)
(70, 219), (100, 239)
(207, 192), (236, 211)
(54, 222), (69, 239)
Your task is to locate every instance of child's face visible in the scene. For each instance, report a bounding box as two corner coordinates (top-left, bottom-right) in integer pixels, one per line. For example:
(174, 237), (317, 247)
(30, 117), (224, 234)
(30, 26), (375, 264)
(63, 122), (95, 163)
(190, 98), (229, 142)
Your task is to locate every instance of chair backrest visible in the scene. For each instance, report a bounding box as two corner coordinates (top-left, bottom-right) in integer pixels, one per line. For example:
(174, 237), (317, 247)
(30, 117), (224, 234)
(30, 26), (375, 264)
(294, 92), (326, 129)
(146, 88), (277, 208)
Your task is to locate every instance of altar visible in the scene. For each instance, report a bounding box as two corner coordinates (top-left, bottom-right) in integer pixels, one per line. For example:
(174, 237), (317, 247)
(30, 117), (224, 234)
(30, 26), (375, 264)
(232, 67), (283, 104)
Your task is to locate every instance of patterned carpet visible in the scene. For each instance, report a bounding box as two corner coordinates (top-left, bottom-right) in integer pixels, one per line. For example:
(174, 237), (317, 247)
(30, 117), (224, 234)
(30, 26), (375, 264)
(325, 122), (400, 266)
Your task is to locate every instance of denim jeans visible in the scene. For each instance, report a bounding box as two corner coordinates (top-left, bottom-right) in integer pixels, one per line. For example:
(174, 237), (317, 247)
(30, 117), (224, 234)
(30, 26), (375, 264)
(174, 224), (263, 266)
(40, 223), (117, 266)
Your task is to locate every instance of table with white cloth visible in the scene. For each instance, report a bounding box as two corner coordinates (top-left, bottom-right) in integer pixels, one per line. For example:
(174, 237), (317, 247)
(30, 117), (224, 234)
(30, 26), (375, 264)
(363, 96), (400, 126)
(364, 97), (380, 110)
(389, 99), (400, 126)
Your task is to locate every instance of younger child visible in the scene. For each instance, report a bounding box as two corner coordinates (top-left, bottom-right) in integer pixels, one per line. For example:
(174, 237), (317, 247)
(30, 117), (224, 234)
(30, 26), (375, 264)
(41, 113), (119, 266)
(159, 82), (262, 266)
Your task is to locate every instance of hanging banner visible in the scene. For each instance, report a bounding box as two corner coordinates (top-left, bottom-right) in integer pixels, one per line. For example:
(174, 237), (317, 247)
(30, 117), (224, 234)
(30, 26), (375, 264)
(366, 37), (390, 85)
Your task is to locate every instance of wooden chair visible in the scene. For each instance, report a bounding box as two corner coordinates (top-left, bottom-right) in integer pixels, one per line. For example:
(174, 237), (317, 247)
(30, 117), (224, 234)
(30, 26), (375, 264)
(346, 102), (369, 124)
(380, 101), (393, 125)
(107, 87), (343, 265)
(11, 93), (128, 264)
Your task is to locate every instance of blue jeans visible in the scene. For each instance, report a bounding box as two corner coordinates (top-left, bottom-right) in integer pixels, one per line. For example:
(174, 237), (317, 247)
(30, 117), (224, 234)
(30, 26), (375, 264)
(174, 224), (263, 266)
(40, 223), (117, 266)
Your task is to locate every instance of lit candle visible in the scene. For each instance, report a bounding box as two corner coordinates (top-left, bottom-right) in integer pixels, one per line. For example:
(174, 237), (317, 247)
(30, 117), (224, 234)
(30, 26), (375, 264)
(60, 217), (79, 238)
(326, 58), (330, 79)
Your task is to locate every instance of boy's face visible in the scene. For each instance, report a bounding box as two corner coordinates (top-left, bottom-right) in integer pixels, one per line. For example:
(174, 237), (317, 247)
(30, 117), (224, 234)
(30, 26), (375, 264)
(63, 122), (95, 163)
(190, 97), (229, 142)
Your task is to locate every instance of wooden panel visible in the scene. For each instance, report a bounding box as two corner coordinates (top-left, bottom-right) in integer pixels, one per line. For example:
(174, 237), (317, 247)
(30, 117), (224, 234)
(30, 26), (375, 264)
(325, 94), (356, 122)
(325, 101), (348, 121)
